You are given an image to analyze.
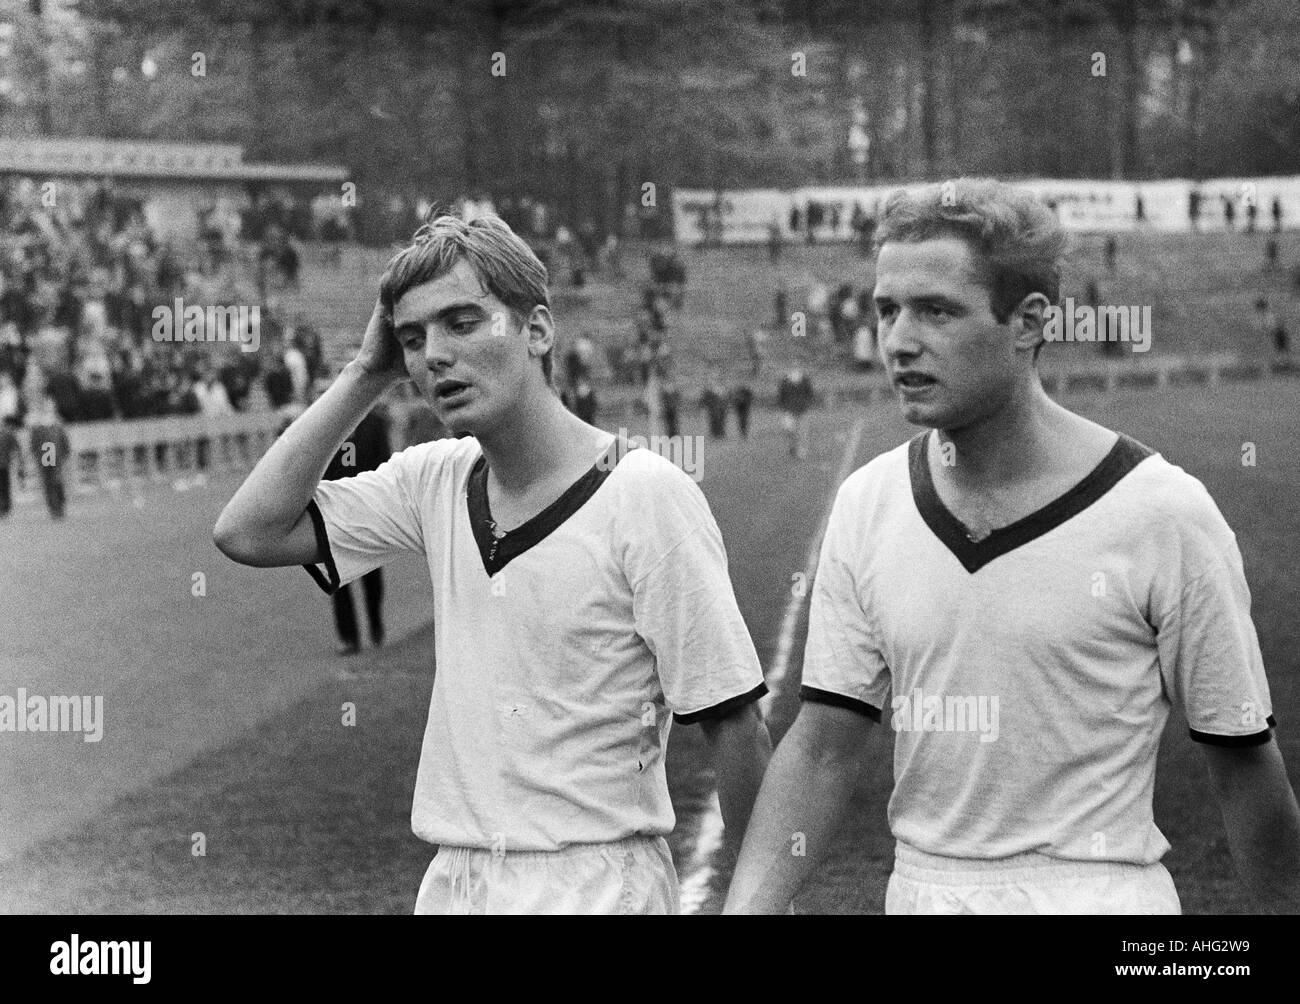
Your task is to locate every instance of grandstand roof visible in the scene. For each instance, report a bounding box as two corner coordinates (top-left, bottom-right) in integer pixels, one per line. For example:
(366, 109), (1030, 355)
(0, 137), (347, 184)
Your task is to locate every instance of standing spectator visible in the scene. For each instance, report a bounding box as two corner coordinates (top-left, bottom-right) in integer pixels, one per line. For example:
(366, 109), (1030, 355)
(290, 317), (325, 384)
(1257, 298), (1290, 359)
(194, 366), (233, 472)
(700, 374), (729, 439)
(554, 225), (576, 285)
(658, 359), (681, 439)
(323, 403), (394, 655)
(195, 366), (235, 416)
(805, 201), (823, 245)
(569, 374), (598, 424)
(806, 281), (830, 340)
(0, 369), (21, 427)
(1188, 188), (1202, 233)
(28, 396), (70, 519)
(257, 224), (301, 295)
(1134, 191), (1145, 227)
(1255, 298), (1281, 354)
(1272, 196), (1283, 233)
(0, 418), (16, 517)
(730, 381), (753, 438)
(766, 217), (783, 263)
(777, 367), (814, 459)
(773, 280), (788, 337)
(634, 330), (655, 385)
(835, 285), (860, 344)
(572, 332), (596, 377)
(1223, 195), (1236, 232)
(263, 350), (295, 410)
(852, 312), (877, 369)
(1246, 198), (1258, 233)
(747, 326), (768, 378)
(599, 234), (622, 278)
(320, 212), (348, 268)
(283, 336), (310, 404)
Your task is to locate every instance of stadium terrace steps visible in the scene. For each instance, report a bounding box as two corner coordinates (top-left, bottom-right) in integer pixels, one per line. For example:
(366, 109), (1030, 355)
(276, 233), (1299, 388)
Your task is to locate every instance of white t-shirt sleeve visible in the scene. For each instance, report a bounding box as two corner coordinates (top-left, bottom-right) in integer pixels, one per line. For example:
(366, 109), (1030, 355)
(800, 482), (890, 720)
(623, 460), (765, 723)
(303, 444), (431, 593)
(1152, 481), (1274, 745)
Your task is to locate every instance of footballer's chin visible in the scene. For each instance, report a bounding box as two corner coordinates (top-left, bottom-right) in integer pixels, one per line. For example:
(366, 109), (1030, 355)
(892, 381), (953, 427)
(432, 387), (504, 437)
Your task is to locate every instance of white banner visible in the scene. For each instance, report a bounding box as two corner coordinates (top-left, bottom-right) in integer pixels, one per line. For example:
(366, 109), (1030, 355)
(673, 176), (1300, 243)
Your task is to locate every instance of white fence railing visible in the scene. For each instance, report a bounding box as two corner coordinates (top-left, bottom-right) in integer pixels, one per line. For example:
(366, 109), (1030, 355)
(5, 354), (1293, 506)
(8, 411), (286, 500)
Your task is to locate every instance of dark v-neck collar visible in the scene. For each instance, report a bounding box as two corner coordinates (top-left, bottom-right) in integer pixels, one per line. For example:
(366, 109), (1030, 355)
(467, 439), (627, 576)
(909, 430), (1154, 573)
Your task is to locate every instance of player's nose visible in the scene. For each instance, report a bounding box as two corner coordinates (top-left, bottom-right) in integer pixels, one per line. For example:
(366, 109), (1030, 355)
(880, 310), (923, 362)
(423, 328), (455, 370)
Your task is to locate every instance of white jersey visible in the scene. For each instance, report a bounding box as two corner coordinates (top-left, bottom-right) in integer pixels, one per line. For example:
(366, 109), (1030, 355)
(802, 431), (1274, 865)
(305, 436), (765, 852)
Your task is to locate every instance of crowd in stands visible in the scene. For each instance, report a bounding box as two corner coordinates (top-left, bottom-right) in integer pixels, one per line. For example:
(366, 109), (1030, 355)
(0, 177), (336, 446)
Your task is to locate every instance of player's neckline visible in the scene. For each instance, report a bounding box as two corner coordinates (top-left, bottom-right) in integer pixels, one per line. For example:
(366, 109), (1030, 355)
(908, 430), (1153, 573)
(466, 438), (631, 576)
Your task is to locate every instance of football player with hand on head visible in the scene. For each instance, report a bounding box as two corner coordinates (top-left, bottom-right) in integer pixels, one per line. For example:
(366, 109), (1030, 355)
(216, 213), (771, 914)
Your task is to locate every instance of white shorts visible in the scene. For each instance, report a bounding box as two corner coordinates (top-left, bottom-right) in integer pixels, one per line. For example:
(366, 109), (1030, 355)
(885, 843), (1182, 915)
(414, 836), (680, 915)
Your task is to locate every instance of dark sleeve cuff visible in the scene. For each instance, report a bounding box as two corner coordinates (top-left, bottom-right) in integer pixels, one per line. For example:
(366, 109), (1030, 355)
(301, 498), (341, 596)
(1189, 714), (1277, 748)
(673, 682), (768, 725)
(799, 685), (882, 722)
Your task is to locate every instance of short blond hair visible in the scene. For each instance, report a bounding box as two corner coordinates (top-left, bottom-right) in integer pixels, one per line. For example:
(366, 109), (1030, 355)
(874, 178), (1067, 323)
(380, 213), (554, 379)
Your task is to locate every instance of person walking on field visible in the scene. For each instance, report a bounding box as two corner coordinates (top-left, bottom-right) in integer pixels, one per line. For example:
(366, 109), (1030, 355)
(726, 178), (1300, 917)
(323, 402), (393, 655)
(701, 373), (729, 439)
(730, 381), (753, 438)
(215, 214), (770, 914)
(0, 418), (17, 517)
(776, 367), (814, 459)
(28, 397), (70, 520)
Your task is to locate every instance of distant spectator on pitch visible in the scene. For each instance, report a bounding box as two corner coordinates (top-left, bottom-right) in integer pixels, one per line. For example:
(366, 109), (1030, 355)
(322, 400), (393, 655)
(767, 217), (783, 263)
(777, 367), (814, 459)
(0, 418), (16, 517)
(28, 397), (70, 520)
(747, 325), (768, 378)
(701, 373), (729, 439)
(1256, 298), (1290, 359)
(659, 362), (681, 439)
(730, 381), (753, 438)
(561, 372), (598, 425)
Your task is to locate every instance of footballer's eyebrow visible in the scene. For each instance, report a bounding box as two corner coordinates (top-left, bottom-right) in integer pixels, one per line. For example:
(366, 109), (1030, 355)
(874, 291), (964, 310)
(394, 301), (489, 334)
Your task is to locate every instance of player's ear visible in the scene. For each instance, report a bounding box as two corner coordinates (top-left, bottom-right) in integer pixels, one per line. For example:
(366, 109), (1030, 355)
(523, 305), (555, 363)
(1012, 292), (1050, 355)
